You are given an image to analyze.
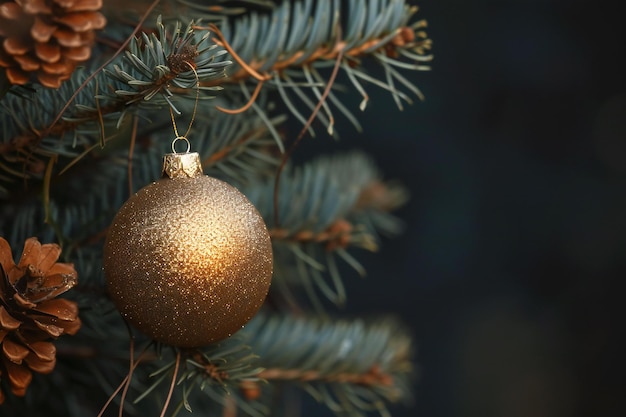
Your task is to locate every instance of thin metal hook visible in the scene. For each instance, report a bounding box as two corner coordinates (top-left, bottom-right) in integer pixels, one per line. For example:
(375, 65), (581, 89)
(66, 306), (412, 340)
(171, 136), (191, 154)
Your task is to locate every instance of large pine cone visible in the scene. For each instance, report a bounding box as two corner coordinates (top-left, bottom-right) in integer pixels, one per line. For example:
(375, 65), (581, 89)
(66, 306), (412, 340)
(0, 0), (106, 88)
(0, 237), (81, 404)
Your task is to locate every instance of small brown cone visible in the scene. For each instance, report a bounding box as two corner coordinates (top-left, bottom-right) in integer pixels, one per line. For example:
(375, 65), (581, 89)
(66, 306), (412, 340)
(0, 237), (81, 403)
(0, 0), (106, 88)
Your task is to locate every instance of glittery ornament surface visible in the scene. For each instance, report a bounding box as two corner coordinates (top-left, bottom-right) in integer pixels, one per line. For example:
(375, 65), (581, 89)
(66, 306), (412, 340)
(103, 175), (273, 347)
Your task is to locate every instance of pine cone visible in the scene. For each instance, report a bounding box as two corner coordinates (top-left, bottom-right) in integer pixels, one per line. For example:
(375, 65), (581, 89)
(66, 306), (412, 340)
(0, 0), (106, 88)
(0, 237), (81, 404)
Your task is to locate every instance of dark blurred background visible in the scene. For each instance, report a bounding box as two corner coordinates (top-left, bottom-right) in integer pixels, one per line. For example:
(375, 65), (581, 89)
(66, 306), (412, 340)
(300, 1), (625, 416)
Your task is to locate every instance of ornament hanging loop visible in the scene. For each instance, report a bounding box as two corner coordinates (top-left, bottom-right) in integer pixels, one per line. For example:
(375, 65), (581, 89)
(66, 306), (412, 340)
(171, 136), (191, 154)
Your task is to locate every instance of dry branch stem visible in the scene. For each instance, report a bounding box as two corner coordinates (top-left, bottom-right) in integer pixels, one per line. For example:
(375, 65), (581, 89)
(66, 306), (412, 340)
(203, 26), (429, 87)
(257, 364), (394, 387)
(270, 219), (354, 251)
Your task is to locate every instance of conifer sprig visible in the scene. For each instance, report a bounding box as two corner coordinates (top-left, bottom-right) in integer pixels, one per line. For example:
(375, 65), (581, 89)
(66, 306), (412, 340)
(243, 152), (407, 308)
(242, 313), (413, 417)
(0, 18), (230, 194)
(118, 312), (412, 417)
(206, 0), (432, 136)
(101, 18), (229, 113)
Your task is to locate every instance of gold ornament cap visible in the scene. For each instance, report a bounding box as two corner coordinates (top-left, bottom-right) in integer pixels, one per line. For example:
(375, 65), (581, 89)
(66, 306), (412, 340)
(162, 151), (203, 179)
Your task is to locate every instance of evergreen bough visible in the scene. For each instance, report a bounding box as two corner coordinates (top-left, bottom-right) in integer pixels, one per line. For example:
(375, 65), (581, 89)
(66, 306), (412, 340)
(0, 0), (432, 415)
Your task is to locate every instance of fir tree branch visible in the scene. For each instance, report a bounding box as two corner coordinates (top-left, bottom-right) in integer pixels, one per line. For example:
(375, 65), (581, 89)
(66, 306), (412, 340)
(0, 18), (231, 194)
(99, 312), (413, 417)
(202, 0), (432, 135)
(242, 152), (407, 307)
(242, 312), (414, 417)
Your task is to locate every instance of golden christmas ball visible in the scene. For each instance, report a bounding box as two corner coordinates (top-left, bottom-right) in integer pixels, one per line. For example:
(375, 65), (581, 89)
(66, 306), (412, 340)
(103, 152), (272, 347)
